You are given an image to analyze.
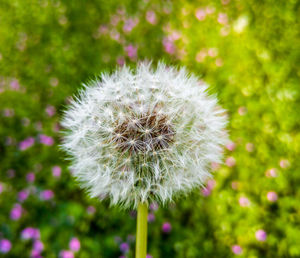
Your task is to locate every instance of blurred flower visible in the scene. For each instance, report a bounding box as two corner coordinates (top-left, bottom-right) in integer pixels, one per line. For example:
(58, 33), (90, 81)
(46, 105), (56, 117)
(146, 255), (153, 258)
(26, 172), (35, 183)
(146, 11), (157, 25)
(0, 182), (3, 194)
(255, 229), (267, 241)
(162, 222), (172, 233)
(123, 18), (139, 32)
(40, 190), (54, 200)
(201, 179), (216, 197)
(246, 143), (254, 152)
(69, 238), (80, 252)
(52, 166), (62, 177)
(31, 249), (42, 258)
(119, 242), (129, 253)
(3, 108), (14, 117)
(231, 245), (242, 255)
(238, 106), (247, 115)
(265, 168), (277, 178)
(218, 13), (228, 25)
(148, 213), (155, 222)
(19, 137), (35, 151)
(0, 239), (12, 253)
(279, 159), (290, 169)
(117, 56), (125, 66)
(18, 189), (30, 202)
(226, 141), (236, 151)
(7, 169), (15, 178)
(21, 227), (40, 240)
(267, 191), (278, 202)
(149, 202), (158, 211)
(195, 9), (206, 21)
(233, 15), (249, 33)
(231, 181), (239, 190)
(211, 162), (220, 171)
(10, 79), (20, 90)
(162, 38), (176, 54)
(10, 203), (22, 220)
(39, 134), (54, 146)
(49, 77), (59, 87)
(61, 62), (228, 208)
(33, 240), (44, 252)
(239, 197), (250, 207)
(86, 205), (96, 214)
(60, 250), (74, 258)
(226, 156), (236, 167)
(125, 45), (137, 59)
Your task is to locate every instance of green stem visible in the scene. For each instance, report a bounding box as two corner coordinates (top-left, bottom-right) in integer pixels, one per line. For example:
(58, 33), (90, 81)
(136, 202), (148, 258)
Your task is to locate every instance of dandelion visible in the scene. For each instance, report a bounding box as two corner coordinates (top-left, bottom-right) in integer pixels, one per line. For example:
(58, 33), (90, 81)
(61, 62), (228, 257)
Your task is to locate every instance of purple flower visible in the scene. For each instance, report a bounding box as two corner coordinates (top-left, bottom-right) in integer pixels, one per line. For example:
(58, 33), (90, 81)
(0, 239), (12, 253)
(149, 202), (158, 211)
(146, 255), (153, 258)
(146, 11), (157, 25)
(18, 189), (30, 202)
(125, 45), (137, 59)
(0, 182), (3, 194)
(45, 105), (56, 117)
(86, 205), (96, 215)
(10, 203), (22, 220)
(162, 222), (172, 233)
(60, 250), (74, 258)
(19, 137), (35, 150)
(33, 240), (44, 252)
(26, 172), (35, 183)
(39, 134), (54, 146)
(231, 245), (242, 255)
(69, 237), (80, 252)
(52, 166), (62, 177)
(40, 190), (54, 200)
(31, 249), (42, 258)
(119, 242), (129, 253)
(255, 229), (267, 242)
(21, 227), (40, 240)
(148, 213), (155, 222)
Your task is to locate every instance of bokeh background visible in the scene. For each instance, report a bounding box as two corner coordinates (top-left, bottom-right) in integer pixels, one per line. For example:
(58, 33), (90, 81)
(0, 0), (299, 257)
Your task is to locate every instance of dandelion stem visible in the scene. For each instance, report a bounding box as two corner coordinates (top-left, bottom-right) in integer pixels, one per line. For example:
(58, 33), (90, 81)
(136, 202), (148, 258)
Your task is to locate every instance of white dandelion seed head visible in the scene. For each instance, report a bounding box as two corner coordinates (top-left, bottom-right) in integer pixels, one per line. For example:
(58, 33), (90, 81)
(61, 61), (228, 209)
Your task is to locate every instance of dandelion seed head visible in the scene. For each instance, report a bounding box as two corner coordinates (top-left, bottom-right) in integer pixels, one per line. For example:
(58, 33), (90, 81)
(61, 61), (228, 208)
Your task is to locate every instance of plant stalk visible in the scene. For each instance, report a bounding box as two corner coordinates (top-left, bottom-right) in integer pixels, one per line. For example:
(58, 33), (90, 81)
(136, 202), (148, 258)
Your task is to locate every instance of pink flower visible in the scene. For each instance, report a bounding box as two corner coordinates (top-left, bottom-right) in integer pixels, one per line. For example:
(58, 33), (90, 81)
(0, 239), (12, 253)
(21, 227), (40, 240)
(0, 182), (3, 194)
(267, 191), (278, 202)
(231, 245), (242, 255)
(10, 203), (22, 220)
(239, 197), (250, 207)
(226, 156), (236, 167)
(26, 172), (35, 183)
(238, 106), (247, 115)
(195, 9), (206, 21)
(33, 240), (44, 252)
(255, 229), (267, 241)
(10, 79), (20, 90)
(40, 190), (54, 200)
(218, 13), (228, 25)
(87, 205), (96, 214)
(148, 213), (155, 222)
(149, 202), (158, 211)
(279, 159), (290, 169)
(162, 222), (172, 233)
(19, 137), (35, 150)
(120, 242), (129, 253)
(146, 11), (157, 25)
(123, 18), (139, 32)
(125, 45), (137, 59)
(18, 189), (30, 202)
(69, 237), (80, 252)
(117, 57), (125, 66)
(39, 134), (54, 146)
(60, 250), (74, 258)
(52, 166), (62, 177)
(265, 168), (277, 178)
(162, 38), (175, 54)
(226, 142), (236, 151)
(46, 105), (56, 117)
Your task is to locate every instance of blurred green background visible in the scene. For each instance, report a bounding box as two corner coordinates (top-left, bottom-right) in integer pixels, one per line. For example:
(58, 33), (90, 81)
(0, 0), (299, 257)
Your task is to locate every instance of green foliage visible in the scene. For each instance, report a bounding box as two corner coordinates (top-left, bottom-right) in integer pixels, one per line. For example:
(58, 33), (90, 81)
(0, 0), (299, 257)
